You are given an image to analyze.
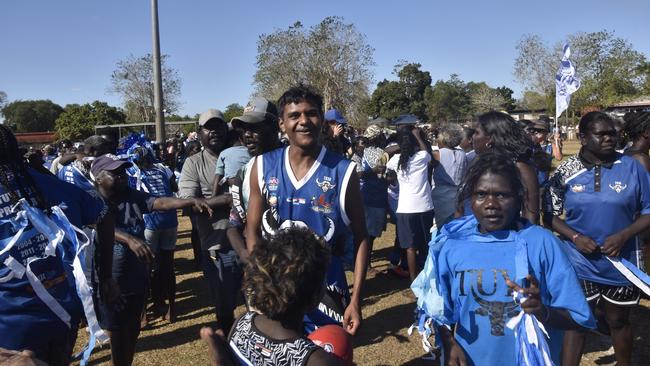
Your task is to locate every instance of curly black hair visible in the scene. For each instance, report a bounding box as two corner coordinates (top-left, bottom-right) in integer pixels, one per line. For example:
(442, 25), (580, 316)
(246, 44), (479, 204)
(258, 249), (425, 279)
(277, 83), (324, 120)
(478, 111), (534, 161)
(244, 226), (330, 328)
(457, 152), (526, 213)
(623, 111), (650, 142)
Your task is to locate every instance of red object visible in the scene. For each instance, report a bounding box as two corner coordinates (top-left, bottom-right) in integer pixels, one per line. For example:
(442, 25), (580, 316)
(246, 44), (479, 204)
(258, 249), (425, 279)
(308, 325), (353, 364)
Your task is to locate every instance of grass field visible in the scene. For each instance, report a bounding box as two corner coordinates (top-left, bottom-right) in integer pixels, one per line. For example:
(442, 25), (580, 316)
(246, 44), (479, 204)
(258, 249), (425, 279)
(73, 140), (650, 365)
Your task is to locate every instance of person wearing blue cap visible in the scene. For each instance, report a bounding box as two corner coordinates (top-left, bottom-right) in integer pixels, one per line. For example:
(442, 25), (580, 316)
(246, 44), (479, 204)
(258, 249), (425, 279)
(323, 108), (351, 156)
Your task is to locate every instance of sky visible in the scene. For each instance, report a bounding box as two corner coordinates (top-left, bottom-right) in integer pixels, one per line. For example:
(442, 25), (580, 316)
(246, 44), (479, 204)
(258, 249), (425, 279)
(1, 0), (649, 118)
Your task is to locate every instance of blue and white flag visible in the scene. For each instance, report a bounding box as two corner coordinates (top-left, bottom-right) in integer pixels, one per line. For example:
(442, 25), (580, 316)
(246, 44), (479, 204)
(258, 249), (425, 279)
(555, 44), (581, 120)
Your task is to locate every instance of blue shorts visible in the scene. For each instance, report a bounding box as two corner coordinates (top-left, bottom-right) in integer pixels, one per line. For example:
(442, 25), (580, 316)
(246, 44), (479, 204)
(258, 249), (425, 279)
(365, 206), (386, 238)
(95, 243), (147, 331)
(145, 227), (178, 253)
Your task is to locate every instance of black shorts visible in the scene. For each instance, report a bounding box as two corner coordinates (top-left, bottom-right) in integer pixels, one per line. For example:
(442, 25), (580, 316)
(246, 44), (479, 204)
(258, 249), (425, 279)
(396, 210), (435, 250)
(581, 280), (640, 306)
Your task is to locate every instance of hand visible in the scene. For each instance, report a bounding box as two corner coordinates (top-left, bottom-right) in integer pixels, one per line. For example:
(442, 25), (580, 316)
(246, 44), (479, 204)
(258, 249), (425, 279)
(200, 327), (235, 366)
(100, 278), (120, 304)
(601, 232), (627, 257)
(342, 302), (362, 335)
(193, 198), (214, 217)
(0, 348), (48, 366)
(445, 342), (467, 366)
(332, 123), (344, 138)
(506, 274), (546, 321)
(573, 234), (599, 255)
(372, 164), (386, 175)
(127, 237), (154, 266)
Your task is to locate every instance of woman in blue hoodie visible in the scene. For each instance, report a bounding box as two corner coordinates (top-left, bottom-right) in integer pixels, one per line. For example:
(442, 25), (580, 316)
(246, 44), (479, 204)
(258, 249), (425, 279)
(416, 153), (594, 366)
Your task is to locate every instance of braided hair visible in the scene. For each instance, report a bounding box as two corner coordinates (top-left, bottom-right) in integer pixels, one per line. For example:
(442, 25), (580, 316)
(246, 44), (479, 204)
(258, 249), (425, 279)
(623, 111), (650, 142)
(0, 124), (49, 210)
(244, 227), (330, 328)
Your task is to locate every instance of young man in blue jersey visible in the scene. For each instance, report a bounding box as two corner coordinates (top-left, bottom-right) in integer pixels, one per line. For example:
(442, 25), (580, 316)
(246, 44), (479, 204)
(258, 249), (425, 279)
(544, 111), (650, 366)
(245, 84), (369, 335)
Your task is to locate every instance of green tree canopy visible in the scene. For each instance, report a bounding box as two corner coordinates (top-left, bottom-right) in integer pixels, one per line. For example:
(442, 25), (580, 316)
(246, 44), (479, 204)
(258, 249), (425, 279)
(425, 74), (472, 122)
(55, 101), (126, 140)
(1, 99), (63, 132)
(223, 103), (244, 123)
(366, 62), (432, 120)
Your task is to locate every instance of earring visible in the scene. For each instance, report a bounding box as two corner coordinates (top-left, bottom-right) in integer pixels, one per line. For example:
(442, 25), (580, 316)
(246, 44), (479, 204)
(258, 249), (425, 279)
(486, 143), (492, 149)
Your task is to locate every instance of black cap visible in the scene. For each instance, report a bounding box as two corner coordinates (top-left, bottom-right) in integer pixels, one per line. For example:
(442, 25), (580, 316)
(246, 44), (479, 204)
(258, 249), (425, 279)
(91, 154), (132, 178)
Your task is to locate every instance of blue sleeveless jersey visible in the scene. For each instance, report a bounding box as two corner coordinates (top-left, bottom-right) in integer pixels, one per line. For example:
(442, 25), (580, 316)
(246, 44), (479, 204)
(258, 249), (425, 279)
(128, 164), (178, 230)
(259, 146), (356, 330)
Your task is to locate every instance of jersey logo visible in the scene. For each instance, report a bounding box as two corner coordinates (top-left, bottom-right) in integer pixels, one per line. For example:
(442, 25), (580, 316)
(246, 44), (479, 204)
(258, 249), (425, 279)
(609, 181), (627, 193)
(311, 194), (333, 214)
(316, 177), (336, 192)
(472, 288), (519, 336)
(267, 177), (279, 192)
(570, 184), (585, 193)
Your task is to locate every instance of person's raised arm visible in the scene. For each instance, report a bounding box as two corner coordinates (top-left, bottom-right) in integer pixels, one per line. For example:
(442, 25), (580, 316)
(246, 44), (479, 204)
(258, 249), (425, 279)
(343, 170), (369, 336)
(551, 133), (563, 161)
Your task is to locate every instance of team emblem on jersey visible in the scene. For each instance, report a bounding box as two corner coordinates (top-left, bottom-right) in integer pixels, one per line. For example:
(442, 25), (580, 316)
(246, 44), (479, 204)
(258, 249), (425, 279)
(268, 194), (278, 206)
(316, 177), (336, 193)
(570, 184), (585, 193)
(609, 181), (627, 193)
(311, 194), (333, 214)
(286, 197), (306, 205)
(267, 177), (279, 191)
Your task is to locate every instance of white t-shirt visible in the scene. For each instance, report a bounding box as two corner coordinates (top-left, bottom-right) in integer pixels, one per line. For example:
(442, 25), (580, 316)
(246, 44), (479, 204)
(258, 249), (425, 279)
(386, 151), (435, 213)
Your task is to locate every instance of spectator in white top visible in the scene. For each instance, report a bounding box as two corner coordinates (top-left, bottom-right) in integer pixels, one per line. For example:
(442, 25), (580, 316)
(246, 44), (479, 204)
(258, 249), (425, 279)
(386, 118), (435, 282)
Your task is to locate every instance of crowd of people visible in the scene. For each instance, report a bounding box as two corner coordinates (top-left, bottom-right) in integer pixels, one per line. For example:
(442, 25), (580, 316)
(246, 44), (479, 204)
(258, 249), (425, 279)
(0, 83), (648, 366)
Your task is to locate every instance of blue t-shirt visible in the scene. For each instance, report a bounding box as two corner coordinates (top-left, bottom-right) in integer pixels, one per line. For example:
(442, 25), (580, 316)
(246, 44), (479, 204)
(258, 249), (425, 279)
(437, 216), (595, 366)
(58, 162), (95, 194)
(128, 164), (177, 230)
(544, 154), (650, 286)
(216, 145), (251, 180)
(0, 169), (106, 327)
(259, 146), (355, 329)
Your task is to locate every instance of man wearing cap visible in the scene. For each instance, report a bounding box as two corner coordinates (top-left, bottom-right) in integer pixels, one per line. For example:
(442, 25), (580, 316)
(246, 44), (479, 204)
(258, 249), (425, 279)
(222, 97), (282, 263)
(178, 109), (237, 332)
(323, 108), (351, 156)
(92, 153), (213, 366)
(530, 119), (563, 186)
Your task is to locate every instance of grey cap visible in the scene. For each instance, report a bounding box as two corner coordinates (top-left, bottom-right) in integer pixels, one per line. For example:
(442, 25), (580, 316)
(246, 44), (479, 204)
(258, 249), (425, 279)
(198, 109), (225, 126)
(392, 114), (419, 125)
(231, 97), (278, 128)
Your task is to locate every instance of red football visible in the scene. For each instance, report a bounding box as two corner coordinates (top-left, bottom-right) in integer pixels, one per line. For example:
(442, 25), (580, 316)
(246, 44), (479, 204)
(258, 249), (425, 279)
(308, 325), (353, 364)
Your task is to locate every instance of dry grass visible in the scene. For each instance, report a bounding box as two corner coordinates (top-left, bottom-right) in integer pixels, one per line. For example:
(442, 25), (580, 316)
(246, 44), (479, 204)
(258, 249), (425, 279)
(73, 140), (650, 365)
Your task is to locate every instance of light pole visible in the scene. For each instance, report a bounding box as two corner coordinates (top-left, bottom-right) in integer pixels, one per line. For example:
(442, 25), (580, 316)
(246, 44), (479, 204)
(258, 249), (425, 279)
(151, 0), (165, 143)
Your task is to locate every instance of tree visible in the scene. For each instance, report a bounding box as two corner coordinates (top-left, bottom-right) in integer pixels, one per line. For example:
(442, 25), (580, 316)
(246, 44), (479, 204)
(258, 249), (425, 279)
(366, 62), (432, 120)
(254, 17), (374, 125)
(0, 91), (7, 113)
(110, 54), (182, 122)
(495, 86), (517, 112)
(55, 101), (126, 140)
(223, 103), (244, 123)
(517, 91), (549, 111)
(467, 82), (507, 114)
(1, 100), (63, 132)
(514, 31), (648, 112)
(424, 74), (472, 122)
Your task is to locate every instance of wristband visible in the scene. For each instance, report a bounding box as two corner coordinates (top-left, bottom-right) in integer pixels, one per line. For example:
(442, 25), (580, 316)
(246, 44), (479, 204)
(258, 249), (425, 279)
(571, 233), (581, 242)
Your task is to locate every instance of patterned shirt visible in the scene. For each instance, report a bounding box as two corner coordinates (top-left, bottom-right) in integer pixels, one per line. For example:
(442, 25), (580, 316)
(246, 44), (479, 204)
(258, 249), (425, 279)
(229, 312), (318, 366)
